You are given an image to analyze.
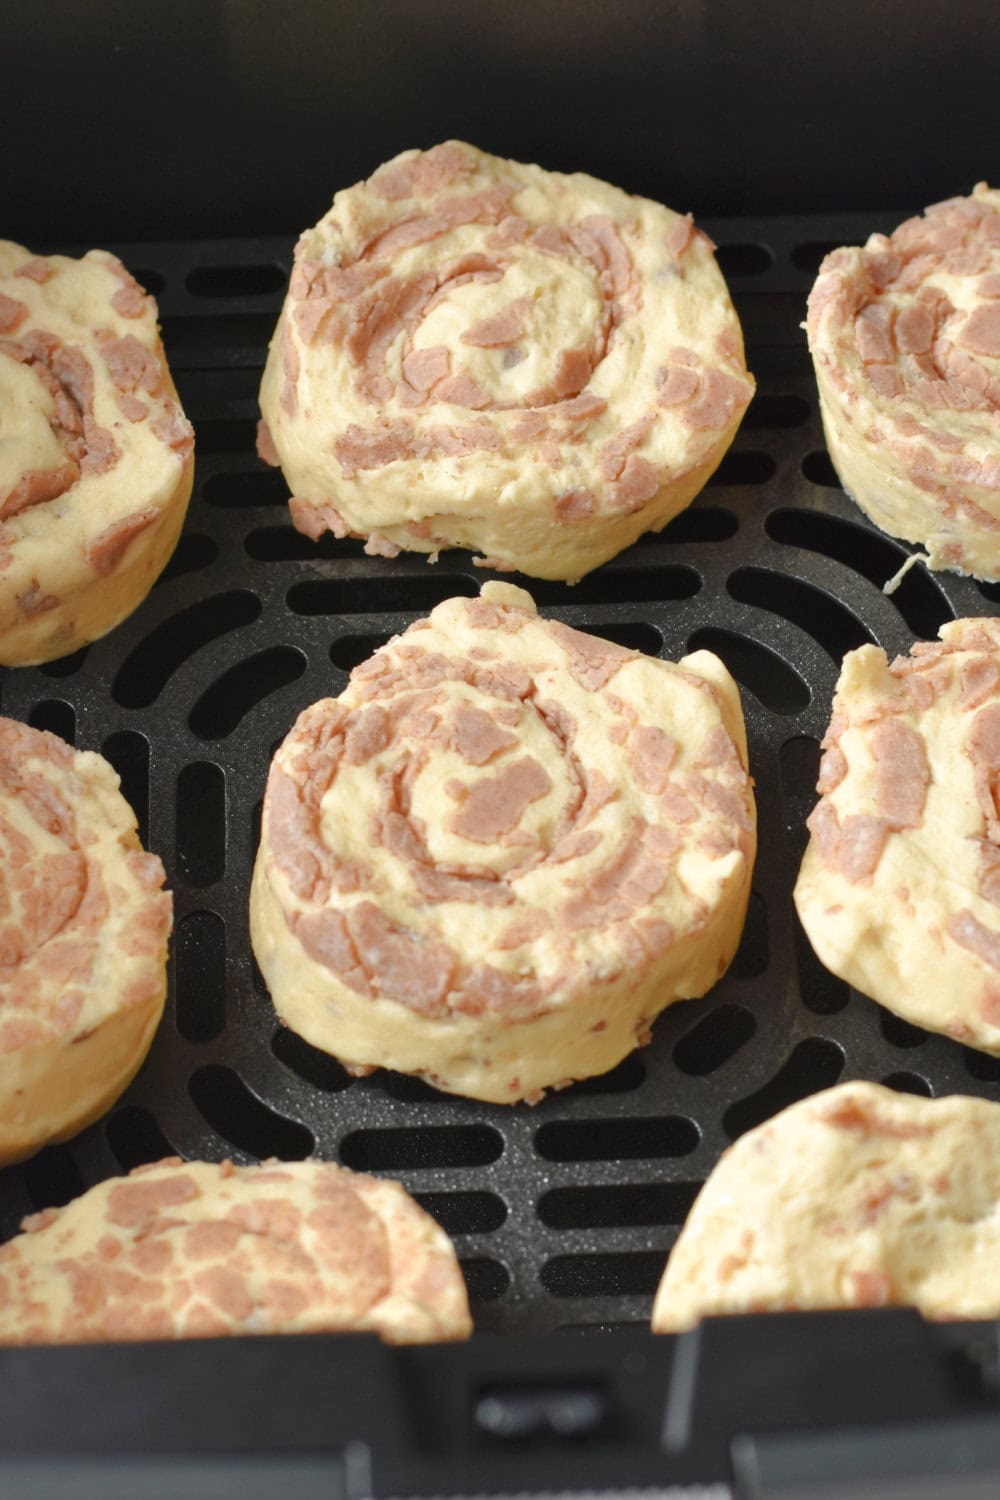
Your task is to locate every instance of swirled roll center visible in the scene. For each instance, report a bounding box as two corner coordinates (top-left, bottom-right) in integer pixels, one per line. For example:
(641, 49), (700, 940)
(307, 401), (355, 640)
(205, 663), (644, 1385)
(403, 248), (606, 408)
(316, 683), (586, 880)
(828, 194), (1000, 415)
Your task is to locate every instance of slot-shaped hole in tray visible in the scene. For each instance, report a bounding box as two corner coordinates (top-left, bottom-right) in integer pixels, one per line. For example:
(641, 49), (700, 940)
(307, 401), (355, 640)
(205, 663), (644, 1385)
(160, 315), (275, 356)
(378, 1074), (469, 1103)
(727, 567), (875, 661)
(461, 1258), (509, 1302)
(715, 242), (773, 276)
(289, 575), (477, 615)
(655, 506), (739, 542)
(963, 1048), (1000, 1082)
(528, 565), (700, 607)
(37, 645), (90, 680)
(879, 1012), (930, 1050)
(882, 1071), (933, 1097)
(330, 634), (392, 671)
(534, 1116), (698, 1163)
(673, 1003), (757, 1076)
(175, 910), (227, 1043)
(130, 268), (166, 295)
(550, 1056), (646, 1098)
(794, 915), (850, 1015)
(779, 735), (820, 846)
(190, 418), (260, 455)
(416, 1191), (507, 1236)
(202, 470), (290, 508)
(188, 646), (306, 740)
(27, 699), (75, 743)
(723, 1037), (845, 1139)
(541, 1251), (664, 1299)
(585, 621), (663, 656)
(801, 449), (843, 488)
(106, 1106), (177, 1171)
(687, 627), (810, 714)
(250, 799), (263, 872)
(340, 1125), (504, 1172)
(271, 1029), (354, 1091)
(741, 393), (811, 429)
(186, 264), (286, 298)
(706, 452), (776, 487)
(731, 892), (769, 978)
(175, 762), (226, 886)
(246, 527), (367, 563)
(188, 1064), (315, 1160)
(22, 1146), (85, 1213)
(157, 534), (218, 586)
(113, 591), (262, 708)
(538, 1182), (702, 1230)
(738, 290), (808, 344)
(792, 241), (842, 273)
(102, 730), (150, 847)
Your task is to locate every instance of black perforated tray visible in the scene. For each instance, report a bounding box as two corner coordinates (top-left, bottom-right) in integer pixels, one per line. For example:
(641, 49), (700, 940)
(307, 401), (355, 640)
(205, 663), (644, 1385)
(3, 213), (1000, 1339)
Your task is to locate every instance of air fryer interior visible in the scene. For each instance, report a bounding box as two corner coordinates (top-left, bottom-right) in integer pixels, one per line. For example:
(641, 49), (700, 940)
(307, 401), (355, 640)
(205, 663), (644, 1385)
(2, 212), (1000, 1338)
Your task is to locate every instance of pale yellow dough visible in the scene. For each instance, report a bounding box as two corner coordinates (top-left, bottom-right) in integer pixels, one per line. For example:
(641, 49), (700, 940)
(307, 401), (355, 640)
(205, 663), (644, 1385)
(259, 140), (753, 581)
(0, 1157), (472, 1345)
(653, 1081), (1000, 1330)
(794, 618), (1000, 1054)
(0, 717), (172, 1165)
(250, 582), (756, 1103)
(0, 241), (194, 665)
(807, 183), (1000, 579)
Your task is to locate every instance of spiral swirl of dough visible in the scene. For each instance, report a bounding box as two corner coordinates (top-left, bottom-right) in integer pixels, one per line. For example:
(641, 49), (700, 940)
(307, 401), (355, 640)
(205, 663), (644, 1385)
(0, 717), (172, 1165)
(251, 583), (755, 1102)
(807, 183), (1000, 578)
(258, 141), (753, 581)
(0, 241), (193, 665)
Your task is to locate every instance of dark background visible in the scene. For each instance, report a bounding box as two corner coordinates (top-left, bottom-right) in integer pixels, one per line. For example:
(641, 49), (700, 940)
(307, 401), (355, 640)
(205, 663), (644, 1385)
(5, 0), (998, 246)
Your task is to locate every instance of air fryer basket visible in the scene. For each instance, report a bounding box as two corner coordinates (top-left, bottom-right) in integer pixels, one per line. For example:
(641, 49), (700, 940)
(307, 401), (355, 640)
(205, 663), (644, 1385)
(3, 211), (1000, 1340)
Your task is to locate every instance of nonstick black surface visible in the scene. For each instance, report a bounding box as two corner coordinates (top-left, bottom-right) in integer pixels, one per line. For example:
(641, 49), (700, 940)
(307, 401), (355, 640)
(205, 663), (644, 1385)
(3, 213), (1000, 1337)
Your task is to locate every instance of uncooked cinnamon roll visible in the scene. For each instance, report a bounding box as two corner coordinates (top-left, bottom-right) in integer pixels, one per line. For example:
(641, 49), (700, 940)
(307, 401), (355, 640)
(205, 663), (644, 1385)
(807, 183), (1000, 579)
(0, 1157), (472, 1345)
(0, 241), (194, 665)
(250, 582), (756, 1103)
(0, 717), (172, 1165)
(794, 618), (1000, 1055)
(653, 1082), (1000, 1331)
(258, 140), (754, 581)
